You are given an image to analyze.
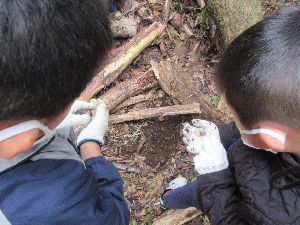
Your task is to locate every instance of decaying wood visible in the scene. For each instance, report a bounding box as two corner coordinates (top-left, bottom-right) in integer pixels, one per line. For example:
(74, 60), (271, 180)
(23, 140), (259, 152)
(153, 208), (201, 225)
(109, 103), (201, 124)
(99, 70), (158, 111)
(151, 60), (225, 120)
(111, 15), (137, 38)
(170, 13), (194, 38)
(80, 22), (165, 101)
(113, 89), (157, 112)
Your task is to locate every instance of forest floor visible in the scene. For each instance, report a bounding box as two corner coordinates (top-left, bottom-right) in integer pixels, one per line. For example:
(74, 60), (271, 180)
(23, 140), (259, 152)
(101, 1), (298, 224)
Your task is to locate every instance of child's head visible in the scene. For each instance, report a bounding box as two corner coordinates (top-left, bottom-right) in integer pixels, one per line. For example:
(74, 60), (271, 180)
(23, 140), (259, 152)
(0, 0), (111, 123)
(215, 5), (300, 155)
(0, 1), (112, 158)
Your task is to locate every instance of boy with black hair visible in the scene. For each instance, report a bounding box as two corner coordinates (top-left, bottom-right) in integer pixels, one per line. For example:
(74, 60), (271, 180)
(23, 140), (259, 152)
(160, 5), (300, 225)
(0, 1), (130, 224)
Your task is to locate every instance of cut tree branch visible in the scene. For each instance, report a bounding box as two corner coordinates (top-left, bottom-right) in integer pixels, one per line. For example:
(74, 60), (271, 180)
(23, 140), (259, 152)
(99, 70), (158, 111)
(109, 103), (201, 124)
(80, 22), (165, 101)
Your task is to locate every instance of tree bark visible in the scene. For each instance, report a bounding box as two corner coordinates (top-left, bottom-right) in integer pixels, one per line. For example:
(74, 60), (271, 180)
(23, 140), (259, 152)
(205, 0), (263, 49)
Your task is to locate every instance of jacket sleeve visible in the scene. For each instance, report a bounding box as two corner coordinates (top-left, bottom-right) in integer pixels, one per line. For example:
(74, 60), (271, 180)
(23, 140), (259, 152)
(197, 168), (247, 225)
(84, 156), (130, 225)
(216, 122), (241, 150)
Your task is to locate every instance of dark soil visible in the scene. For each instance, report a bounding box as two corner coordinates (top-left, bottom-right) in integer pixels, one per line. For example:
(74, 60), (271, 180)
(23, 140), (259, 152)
(140, 116), (185, 169)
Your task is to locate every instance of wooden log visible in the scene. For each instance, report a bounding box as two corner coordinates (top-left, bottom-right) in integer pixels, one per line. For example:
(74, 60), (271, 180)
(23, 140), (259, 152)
(100, 70), (158, 111)
(109, 103), (201, 124)
(153, 208), (201, 225)
(79, 22), (165, 101)
(151, 60), (225, 121)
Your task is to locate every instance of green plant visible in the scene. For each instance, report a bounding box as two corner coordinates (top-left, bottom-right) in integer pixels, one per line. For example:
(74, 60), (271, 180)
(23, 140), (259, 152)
(175, 1), (184, 13)
(144, 214), (153, 225)
(208, 95), (221, 107)
(132, 219), (138, 225)
(199, 7), (209, 30)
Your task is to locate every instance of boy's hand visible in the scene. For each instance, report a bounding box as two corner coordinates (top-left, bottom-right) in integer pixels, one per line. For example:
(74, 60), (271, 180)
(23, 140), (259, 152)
(56, 100), (97, 129)
(182, 119), (228, 175)
(77, 101), (109, 149)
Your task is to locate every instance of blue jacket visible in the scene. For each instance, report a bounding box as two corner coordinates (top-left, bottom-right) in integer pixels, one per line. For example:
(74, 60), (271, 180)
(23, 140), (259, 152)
(0, 131), (130, 225)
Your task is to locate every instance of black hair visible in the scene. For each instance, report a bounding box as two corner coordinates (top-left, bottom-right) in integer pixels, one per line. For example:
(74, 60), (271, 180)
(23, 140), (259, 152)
(0, 0), (112, 121)
(216, 4), (300, 130)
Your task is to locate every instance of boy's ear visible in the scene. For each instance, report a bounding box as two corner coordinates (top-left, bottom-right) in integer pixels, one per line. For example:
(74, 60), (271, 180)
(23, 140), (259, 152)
(258, 133), (285, 151)
(256, 126), (286, 152)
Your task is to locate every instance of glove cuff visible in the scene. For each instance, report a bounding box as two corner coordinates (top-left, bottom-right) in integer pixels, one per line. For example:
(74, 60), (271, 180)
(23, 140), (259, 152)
(77, 138), (104, 150)
(197, 160), (229, 175)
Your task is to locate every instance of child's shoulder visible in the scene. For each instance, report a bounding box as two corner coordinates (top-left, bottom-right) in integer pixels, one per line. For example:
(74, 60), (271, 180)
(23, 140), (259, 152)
(0, 158), (101, 225)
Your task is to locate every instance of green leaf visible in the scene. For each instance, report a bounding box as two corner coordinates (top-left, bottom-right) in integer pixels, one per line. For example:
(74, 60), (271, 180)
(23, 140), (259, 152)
(168, 25), (180, 38)
(171, 54), (178, 63)
(208, 95), (221, 107)
(132, 219), (138, 225)
(140, 208), (146, 216)
(175, 2), (184, 13)
(145, 214), (153, 225)
(200, 7), (209, 30)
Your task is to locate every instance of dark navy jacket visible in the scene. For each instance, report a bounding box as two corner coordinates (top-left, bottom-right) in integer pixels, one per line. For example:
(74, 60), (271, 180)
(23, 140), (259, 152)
(197, 122), (300, 225)
(0, 131), (130, 225)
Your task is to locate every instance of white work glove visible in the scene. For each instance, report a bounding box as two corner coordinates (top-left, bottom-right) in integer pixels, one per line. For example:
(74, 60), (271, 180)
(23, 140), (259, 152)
(77, 100), (109, 148)
(182, 119), (228, 175)
(56, 100), (97, 129)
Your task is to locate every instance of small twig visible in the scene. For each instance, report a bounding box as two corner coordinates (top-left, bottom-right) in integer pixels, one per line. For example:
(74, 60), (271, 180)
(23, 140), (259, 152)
(136, 136), (146, 154)
(163, 0), (172, 24)
(113, 162), (140, 173)
(113, 89), (157, 112)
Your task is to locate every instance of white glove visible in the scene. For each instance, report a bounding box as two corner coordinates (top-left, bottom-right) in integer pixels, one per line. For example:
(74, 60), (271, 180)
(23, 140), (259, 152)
(56, 100), (97, 129)
(182, 119), (228, 175)
(77, 100), (109, 148)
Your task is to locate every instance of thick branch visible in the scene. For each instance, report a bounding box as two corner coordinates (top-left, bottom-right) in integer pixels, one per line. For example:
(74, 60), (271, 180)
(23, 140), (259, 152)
(109, 103), (201, 124)
(100, 70), (158, 111)
(80, 22), (165, 101)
